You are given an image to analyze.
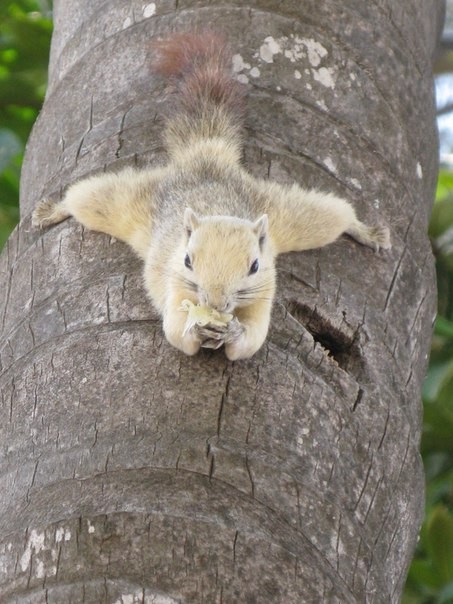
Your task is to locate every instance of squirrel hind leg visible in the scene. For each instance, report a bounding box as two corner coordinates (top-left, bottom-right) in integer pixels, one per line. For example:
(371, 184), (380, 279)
(347, 220), (391, 251)
(32, 198), (70, 229)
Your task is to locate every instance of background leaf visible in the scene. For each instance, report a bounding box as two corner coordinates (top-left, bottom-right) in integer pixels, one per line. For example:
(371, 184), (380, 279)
(0, 0), (52, 248)
(427, 506), (453, 584)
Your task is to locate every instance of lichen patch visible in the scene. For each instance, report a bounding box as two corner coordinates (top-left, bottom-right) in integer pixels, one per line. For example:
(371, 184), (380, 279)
(232, 54), (251, 73)
(259, 36), (282, 63)
(324, 157), (337, 173)
(143, 3), (156, 18)
(303, 38), (328, 67)
(312, 67), (336, 89)
(20, 529), (45, 572)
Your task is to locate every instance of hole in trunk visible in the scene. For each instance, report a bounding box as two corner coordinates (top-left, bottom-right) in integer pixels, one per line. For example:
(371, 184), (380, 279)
(286, 300), (365, 376)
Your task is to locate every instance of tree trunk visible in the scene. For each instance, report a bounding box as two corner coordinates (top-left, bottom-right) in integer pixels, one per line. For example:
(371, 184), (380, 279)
(0, 1), (442, 602)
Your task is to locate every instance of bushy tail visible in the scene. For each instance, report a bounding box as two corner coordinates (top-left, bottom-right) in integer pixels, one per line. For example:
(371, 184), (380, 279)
(151, 31), (246, 158)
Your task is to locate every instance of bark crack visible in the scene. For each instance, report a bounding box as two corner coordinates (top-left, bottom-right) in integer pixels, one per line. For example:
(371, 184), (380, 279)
(384, 247), (407, 312)
(1, 267), (14, 331)
(245, 454), (255, 498)
(217, 367), (232, 436)
(232, 530), (238, 567)
(115, 110), (129, 158)
(352, 388), (364, 412)
(354, 451), (374, 513)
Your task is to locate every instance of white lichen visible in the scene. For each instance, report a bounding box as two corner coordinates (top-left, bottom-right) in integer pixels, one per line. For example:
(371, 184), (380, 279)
(303, 38), (328, 67)
(232, 54), (251, 73)
(249, 67), (260, 78)
(114, 596), (135, 604)
(237, 74), (249, 84)
(312, 67), (336, 89)
(294, 69), (302, 79)
(349, 178), (362, 190)
(324, 158), (337, 173)
(20, 529), (45, 572)
(145, 595), (181, 604)
(257, 35), (329, 69)
(143, 3), (156, 18)
(259, 36), (282, 63)
(55, 527), (72, 543)
(115, 593), (180, 604)
(283, 35), (305, 63)
(35, 559), (45, 579)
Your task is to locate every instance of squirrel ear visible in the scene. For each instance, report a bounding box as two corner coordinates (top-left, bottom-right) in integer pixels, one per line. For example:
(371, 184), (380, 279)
(253, 214), (268, 248)
(183, 207), (200, 238)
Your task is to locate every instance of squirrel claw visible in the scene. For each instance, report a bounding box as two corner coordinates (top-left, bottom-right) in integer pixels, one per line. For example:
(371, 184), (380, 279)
(195, 322), (228, 341)
(223, 317), (245, 344)
(201, 338), (224, 350)
(196, 318), (245, 350)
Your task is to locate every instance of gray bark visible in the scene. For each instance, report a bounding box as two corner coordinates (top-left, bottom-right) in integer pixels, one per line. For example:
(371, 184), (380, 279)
(0, 1), (442, 602)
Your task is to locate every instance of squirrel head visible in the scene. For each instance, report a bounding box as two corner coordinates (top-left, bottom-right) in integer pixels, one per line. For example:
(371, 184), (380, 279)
(181, 208), (276, 313)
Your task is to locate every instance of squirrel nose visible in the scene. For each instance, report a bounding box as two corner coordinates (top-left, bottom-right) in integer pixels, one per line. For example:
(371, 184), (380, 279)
(210, 297), (229, 312)
(200, 289), (229, 311)
(213, 301), (229, 312)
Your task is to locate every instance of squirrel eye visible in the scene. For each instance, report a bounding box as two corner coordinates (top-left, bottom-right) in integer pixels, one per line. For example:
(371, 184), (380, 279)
(184, 254), (192, 270)
(249, 259), (259, 275)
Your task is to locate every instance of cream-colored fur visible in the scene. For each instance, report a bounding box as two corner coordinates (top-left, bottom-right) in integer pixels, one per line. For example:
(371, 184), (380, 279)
(33, 167), (167, 258)
(32, 138), (390, 360)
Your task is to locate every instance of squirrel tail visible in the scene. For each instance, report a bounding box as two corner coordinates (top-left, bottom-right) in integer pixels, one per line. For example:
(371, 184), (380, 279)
(151, 31), (246, 159)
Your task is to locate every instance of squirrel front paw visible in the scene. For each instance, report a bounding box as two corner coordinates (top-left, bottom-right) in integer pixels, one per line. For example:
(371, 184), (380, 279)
(196, 322), (227, 349)
(197, 317), (245, 350)
(163, 313), (201, 356)
(166, 330), (202, 356)
(224, 318), (267, 361)
(223, 317), (246, 344)
(198, 317), (264, 360)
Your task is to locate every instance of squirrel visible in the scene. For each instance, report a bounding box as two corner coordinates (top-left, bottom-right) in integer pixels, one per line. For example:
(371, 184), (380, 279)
(32, 31), (391, 361)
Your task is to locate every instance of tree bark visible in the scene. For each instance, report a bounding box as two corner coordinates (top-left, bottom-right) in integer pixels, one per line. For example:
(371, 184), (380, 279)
(0, 1), (442, 602)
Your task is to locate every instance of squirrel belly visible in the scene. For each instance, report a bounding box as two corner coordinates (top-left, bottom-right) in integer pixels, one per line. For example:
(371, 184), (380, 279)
(32, 31), (390, 361)
(142, 152), (278, 360)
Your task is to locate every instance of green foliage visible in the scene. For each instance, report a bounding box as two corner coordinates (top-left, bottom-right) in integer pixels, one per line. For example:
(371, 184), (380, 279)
(404, 169), (453, 604)
(432, 171), (453, 323)
(0, 0), (52, 248)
